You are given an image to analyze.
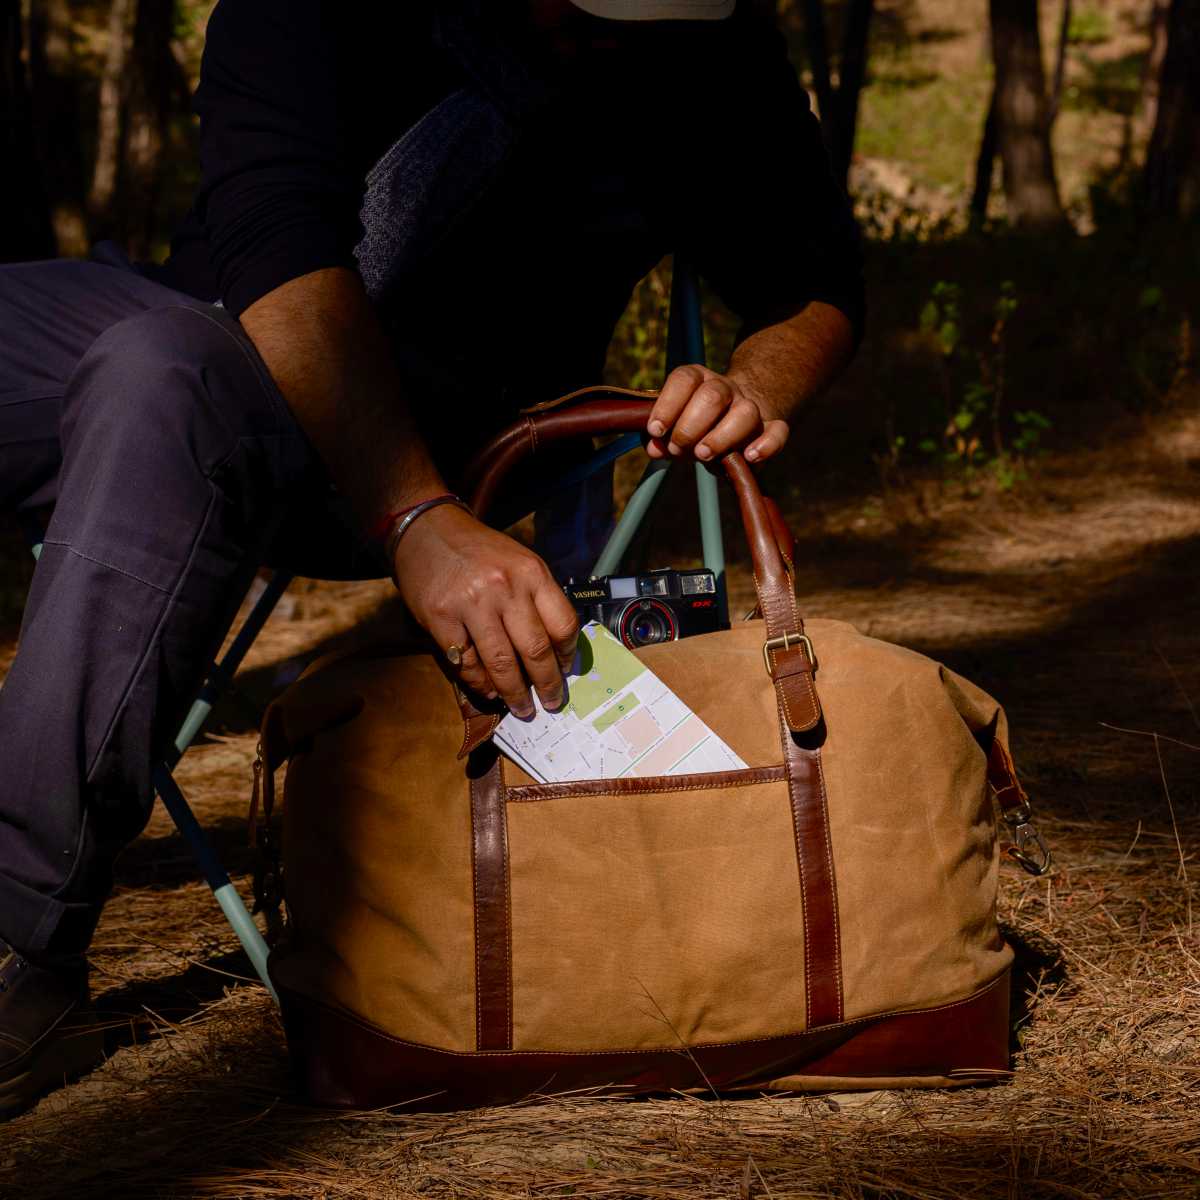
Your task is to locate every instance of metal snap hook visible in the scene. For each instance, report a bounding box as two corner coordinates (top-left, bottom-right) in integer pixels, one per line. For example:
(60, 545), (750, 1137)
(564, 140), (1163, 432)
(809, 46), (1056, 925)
(1007, 820), (1053, 876)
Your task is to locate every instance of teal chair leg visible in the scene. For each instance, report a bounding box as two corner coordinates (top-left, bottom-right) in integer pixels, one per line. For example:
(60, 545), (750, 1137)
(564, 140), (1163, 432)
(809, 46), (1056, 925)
(154, 765), (277, 1002)
(592, 257), (728, 629)
(153, 568), (294, 998)
(22, 525), (287, 1000)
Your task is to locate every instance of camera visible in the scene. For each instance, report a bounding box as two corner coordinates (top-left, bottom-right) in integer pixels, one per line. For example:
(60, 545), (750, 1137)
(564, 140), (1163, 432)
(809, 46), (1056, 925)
(563, 568), (722, 649)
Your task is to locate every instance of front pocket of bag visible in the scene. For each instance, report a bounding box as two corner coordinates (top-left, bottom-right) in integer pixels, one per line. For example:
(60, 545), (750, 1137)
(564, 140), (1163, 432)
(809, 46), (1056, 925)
(505, 774), (807, 1053)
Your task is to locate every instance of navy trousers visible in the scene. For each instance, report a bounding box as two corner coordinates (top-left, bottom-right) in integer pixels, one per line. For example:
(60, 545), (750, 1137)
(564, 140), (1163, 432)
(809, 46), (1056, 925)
(0, 258), (335, 959)
(0, 257), (613, 962)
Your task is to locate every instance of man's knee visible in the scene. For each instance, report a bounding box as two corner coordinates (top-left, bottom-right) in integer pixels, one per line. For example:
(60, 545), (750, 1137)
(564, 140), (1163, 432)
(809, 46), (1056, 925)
(84, 302), (248, 378)
(64, 304), (293, 474)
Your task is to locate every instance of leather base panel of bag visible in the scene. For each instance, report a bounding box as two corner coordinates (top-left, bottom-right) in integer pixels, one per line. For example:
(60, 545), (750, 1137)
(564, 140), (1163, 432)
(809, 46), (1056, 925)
(274, 969), (1012, 1111)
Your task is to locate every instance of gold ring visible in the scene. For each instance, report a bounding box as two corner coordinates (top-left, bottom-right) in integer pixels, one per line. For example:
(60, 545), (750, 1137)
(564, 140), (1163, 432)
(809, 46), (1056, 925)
(445, 642), (467, 667)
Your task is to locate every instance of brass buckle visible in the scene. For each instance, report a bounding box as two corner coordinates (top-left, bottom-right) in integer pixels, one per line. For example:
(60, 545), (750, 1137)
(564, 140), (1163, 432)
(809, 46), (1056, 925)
(762, 632), (815, 676)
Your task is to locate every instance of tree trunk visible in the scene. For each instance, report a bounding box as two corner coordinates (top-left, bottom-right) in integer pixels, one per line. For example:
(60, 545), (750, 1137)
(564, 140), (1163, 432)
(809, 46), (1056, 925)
(1143, 0), (1200, 218)
(801, 0), (835, 133)
(989, 0), (1068, 228)
(0, 0), (55, 259)
(1046, 0), (1071, 127)
(119, 0), (179, 257)
(88, 0), (133, 231)
(830, 0), (874, 184)
(801, 0), (874, 188)
(29, 0), (90, 255)
(1139, 0), (1171, 137)
(969, 92), (999, 224)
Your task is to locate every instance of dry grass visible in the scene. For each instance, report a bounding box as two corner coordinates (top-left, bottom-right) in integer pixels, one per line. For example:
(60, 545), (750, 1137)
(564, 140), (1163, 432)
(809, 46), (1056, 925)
(5, 799), (1198, 1200)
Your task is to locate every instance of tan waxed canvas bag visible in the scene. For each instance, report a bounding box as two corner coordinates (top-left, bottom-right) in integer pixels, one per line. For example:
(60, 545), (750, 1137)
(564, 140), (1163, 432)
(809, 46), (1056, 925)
(252, 388), (1051, 1110)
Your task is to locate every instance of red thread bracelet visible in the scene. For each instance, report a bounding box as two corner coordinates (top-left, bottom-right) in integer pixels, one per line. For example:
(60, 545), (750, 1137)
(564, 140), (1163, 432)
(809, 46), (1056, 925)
(368, 493), (458, 543)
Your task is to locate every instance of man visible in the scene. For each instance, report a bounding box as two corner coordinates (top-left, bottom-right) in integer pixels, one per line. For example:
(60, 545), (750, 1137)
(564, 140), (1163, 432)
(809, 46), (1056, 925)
(0, 0), (862, 1116)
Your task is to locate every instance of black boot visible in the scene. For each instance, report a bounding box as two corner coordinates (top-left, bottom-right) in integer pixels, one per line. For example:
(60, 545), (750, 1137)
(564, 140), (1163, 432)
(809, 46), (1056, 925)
(0, 938), (105, 1119)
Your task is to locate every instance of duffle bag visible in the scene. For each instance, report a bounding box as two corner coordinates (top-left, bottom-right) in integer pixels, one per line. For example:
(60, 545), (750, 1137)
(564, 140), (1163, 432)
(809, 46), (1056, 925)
(251, 388), (1051, 1110)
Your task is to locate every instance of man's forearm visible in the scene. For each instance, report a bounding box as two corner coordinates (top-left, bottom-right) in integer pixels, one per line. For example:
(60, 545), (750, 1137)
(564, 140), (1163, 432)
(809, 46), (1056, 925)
(239, 265), (579, 717)
(726, 300), (856, 424)
(645, 299), (856, 465)
(240, 266), (445, 530)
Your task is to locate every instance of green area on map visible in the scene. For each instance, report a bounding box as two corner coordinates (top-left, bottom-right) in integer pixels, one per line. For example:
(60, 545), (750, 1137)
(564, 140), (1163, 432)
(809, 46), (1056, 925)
(592, 691), (640, 733)
(564, 625), (646, 719)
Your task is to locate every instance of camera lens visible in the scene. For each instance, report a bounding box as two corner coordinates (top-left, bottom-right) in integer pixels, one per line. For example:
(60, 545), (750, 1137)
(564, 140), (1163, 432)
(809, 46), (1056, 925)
(618, 599), (678, 648)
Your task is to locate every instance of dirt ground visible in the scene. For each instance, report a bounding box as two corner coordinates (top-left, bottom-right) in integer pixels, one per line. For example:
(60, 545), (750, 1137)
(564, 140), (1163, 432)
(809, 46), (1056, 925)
(2, 385), (1197, 1199)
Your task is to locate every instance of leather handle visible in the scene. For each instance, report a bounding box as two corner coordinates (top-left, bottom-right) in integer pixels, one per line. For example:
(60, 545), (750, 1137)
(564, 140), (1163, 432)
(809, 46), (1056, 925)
(762, 495), (796, 579)
(462, 388), (656, 518)
(462, 386), (821, 733)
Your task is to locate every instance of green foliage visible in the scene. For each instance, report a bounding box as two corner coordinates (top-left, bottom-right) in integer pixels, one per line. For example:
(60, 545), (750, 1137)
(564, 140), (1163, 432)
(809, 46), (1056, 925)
(1012, 409), (1053, 456)
(919, 279), (962, 356)
(1062, 50), (1145, 116)
(1067, 7), (1113, 45)
(855, 72), (992, 194)
(603, 257), (740, 391)
(900, 279), (1050, 491)
(605, 264), (670, 391)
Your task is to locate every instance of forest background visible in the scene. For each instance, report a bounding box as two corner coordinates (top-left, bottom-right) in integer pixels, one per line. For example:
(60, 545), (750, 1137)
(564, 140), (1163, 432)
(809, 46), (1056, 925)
(2, 2), (1200, 1198)
(2, 0), (1198, 585)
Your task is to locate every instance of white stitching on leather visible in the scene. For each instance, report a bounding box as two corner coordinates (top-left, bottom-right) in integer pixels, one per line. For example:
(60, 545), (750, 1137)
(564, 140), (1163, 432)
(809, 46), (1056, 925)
(470, 782), (484, 1050)
(770, 646), (818, 732)
(502, 805), (513, 1048)
(507, 766), (787, 803)
(778, 694), (813, 1031)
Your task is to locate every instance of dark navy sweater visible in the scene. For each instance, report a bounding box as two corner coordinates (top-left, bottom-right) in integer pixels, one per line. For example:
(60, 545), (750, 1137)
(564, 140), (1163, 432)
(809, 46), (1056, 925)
(160, 1), (863, 424)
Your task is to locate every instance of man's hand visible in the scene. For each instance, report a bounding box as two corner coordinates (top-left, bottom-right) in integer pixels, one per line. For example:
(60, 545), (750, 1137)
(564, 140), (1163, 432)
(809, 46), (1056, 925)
(243, 269), (581, 719)
(645, 364), (788, 465)
(392, 504), (579, 717)
(644, 302), (857, 466)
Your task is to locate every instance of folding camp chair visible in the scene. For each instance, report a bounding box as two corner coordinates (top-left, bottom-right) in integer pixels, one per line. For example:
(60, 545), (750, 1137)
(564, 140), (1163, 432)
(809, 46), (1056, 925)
(20, 260), (725, 1004)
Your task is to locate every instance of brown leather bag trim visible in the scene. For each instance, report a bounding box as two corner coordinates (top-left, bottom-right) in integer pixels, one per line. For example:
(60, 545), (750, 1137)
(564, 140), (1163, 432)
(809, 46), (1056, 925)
(781, 712), (843, 1028)
(469, 748), (512, 1051)
(761, 494), (796, 580)
(987, 739), (1029, 814)
(273, 969), (1011, 1111)
(454, 685), (502, 760)
(507, 765), (787, 803)
(518, 384), (658, 415)
(723, 455), (821, 734)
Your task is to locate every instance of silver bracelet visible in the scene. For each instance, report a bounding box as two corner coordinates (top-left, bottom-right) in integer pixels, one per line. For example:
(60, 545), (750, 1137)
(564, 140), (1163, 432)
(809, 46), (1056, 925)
(384, 494), (471, 579)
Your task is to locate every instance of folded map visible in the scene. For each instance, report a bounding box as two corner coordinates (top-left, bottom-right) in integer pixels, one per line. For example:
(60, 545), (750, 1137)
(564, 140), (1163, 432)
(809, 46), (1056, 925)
(493, 621), (747, 783)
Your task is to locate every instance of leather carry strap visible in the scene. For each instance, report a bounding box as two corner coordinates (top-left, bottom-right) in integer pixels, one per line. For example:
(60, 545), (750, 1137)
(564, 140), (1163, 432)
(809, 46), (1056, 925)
(783, 732), (843, 1027)
(762, 495), (795, 579)
(469, 748), (513, 1050)
(462, 387), (821, 734)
